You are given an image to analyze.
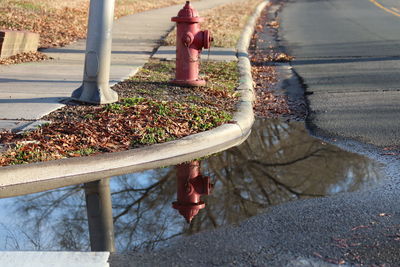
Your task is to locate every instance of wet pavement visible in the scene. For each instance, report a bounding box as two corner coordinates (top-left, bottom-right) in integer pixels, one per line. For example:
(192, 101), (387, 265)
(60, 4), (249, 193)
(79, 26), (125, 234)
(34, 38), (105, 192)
(0, 118), (383, 252)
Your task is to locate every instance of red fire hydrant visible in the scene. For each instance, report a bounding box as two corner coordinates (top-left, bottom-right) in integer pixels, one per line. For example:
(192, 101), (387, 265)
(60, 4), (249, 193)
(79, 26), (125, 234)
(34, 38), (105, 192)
(173, 161), (213, 223)
(171, 1), (212, 87)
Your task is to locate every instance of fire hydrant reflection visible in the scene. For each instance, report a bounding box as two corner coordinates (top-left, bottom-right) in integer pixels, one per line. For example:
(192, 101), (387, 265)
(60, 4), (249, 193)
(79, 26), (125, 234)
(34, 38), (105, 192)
(171, 1), (212, 87)
(173, 161), (213, 223)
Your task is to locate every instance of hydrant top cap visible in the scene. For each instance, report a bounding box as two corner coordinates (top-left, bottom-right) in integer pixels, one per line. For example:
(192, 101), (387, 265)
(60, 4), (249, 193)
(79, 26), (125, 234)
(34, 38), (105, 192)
(178, 1), (199, 18)
(171, 1), (204, 23)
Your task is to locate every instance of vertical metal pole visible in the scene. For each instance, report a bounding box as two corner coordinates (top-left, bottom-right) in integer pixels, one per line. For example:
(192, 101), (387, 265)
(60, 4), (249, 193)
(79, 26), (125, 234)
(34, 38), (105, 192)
(84, 178), (116, 252)
(72, 0), (118, 104)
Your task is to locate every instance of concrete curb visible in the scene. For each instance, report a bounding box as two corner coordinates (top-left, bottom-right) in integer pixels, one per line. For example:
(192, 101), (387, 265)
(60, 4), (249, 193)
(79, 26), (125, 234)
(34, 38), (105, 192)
(236, 0), (270, 100)
(237, 0), (270, 53)
(0, 1), (269, 198)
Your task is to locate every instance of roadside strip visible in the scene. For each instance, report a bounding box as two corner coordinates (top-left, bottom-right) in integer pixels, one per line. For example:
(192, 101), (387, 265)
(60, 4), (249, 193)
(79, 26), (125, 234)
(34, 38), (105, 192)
(0, 1), (270, 198)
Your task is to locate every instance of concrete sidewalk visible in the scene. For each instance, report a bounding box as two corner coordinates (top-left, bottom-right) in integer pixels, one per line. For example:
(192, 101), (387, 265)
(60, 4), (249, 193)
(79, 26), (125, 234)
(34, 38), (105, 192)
(0, 0), (241, 131)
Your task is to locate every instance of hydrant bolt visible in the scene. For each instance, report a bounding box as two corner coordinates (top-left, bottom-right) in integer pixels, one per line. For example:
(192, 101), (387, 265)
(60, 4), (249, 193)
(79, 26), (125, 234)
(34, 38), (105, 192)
(183, 32), (194, 47)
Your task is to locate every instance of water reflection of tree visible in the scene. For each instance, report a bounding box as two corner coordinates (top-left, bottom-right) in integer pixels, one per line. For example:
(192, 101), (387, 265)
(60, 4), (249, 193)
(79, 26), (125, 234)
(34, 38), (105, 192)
(9, 119), (379, 251)
(197, 119), (379, 230)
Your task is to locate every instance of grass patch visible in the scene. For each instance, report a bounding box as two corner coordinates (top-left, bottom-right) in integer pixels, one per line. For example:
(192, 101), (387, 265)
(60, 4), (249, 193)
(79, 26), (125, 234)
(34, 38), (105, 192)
(113, 59), (239, 110)
(0, 60), (238, 166)
(9, 1), (43, 11)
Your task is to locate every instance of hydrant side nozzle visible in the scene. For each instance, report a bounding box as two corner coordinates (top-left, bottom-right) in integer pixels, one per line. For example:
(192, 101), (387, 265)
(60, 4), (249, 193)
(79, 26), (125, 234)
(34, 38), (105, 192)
(187, 175), (213, 195)
(203, 30), (212, 49)
(205, 176), (214, 196)
(202, 176), (213, 195)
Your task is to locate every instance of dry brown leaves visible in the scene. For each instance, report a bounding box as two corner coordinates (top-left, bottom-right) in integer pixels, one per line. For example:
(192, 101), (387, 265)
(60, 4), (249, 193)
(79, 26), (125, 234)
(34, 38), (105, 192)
(0, 99), (232, 166)
(251, 52), (293, 63)
(249, 9), (291, 118)
(251, 65), (291, 118)
(0, 51), (50, 65)
(267, 20), (279, 28)
(326, 216), (400, 266)
(249, 5), (306, 120)
(1, 5), (88, 48)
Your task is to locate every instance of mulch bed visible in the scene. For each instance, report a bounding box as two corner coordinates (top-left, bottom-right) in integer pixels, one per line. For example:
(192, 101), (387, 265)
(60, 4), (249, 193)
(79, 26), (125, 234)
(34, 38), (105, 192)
(0, 60), (238, 166)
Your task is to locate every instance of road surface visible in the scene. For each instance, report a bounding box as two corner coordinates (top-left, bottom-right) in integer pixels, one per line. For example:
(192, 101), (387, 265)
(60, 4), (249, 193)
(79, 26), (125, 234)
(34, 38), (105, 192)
(279, 0), (400, 148)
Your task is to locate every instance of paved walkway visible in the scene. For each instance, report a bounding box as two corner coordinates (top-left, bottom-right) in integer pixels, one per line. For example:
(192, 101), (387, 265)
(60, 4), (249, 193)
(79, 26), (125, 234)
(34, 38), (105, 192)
(0, 0), (241, 131)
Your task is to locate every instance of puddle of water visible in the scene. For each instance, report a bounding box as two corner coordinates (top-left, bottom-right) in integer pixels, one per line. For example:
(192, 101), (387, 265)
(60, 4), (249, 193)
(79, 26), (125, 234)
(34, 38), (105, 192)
(0, 119), (382, 252)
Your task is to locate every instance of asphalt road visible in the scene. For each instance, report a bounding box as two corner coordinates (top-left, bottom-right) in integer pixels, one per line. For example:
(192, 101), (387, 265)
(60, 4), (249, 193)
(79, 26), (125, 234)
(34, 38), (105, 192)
(279, 0), (400, 147)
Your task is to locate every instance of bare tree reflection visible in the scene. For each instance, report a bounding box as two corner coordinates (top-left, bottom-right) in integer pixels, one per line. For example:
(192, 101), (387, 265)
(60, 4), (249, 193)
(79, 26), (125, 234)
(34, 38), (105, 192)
(12, 185), (88, 250)
(5, 119), (380, 251)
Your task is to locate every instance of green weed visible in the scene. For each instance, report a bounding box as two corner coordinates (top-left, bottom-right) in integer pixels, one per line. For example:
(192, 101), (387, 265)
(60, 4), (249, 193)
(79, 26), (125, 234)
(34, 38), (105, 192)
(123, 97), (145, 107)
(70, 148), (97, 156)
(8, 144), (46, 165)
(104, 103), (123, 112)
(134, 127), (169, 145)
(84, 113), (95, 119)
